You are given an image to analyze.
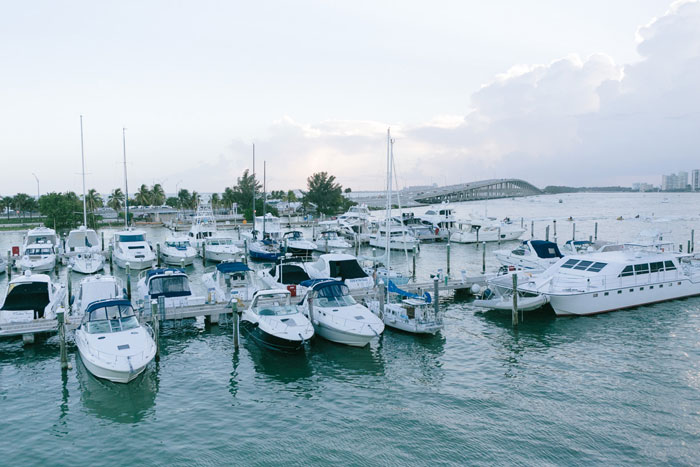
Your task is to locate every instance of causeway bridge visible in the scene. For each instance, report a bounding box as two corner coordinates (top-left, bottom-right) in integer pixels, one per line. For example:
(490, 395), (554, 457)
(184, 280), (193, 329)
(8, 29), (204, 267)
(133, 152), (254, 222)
(347, 178), (542, 208)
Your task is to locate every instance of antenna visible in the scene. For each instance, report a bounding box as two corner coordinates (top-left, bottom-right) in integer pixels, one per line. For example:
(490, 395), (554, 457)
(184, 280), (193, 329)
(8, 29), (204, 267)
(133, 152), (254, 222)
(80, 115), (87, 226)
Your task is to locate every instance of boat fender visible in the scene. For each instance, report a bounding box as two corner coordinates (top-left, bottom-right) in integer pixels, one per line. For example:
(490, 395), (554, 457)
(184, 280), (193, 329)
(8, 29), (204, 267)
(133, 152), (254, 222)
(482, 288), (493, 300)
(470, 283), (481, 295)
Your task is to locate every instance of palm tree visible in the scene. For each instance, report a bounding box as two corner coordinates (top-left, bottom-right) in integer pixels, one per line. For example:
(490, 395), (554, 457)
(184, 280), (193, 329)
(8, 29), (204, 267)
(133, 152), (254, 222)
(135, 184), (151, 206)
(190, 191), (201, 210)
(108, 188), (124, 212)
(177, 189), (191, 211)
(151, 183), (165, 206)
(210, 193), (220, 212)
(222, 187), (235, 213)
(85, 189), (103, 227)
(0, 196), (8, 220)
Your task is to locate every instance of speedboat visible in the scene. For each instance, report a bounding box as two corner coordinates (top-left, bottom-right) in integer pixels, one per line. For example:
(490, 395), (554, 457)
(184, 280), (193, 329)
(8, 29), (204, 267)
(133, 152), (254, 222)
(65, 226), (105, 274)
(240, 289), (314, 351)
(368, 281), (442, 334)
(202, 261), (266, 303)
(187, 203), (217, 247)
(159, 235), (197, 266)
(493, 240), (563, 271)
(22, 227), (60, 254)
(314, 230), (352, 252)
(73, 274), (124, 317)
(282, 231), (317, 257)
(299, 280), (384, 347)
(305, 253), (374, 289)
(472, 271), (549, 312)
(17, 243), (57, 272)
(202, 234), (242, 262)
(74, 299), (156, 383)
(135, 268), (205, 309)
(397, 214), (439, 242)
(248, 237), (282, 261)
(368, 224), (419, 251)
(514, 241), (700, 316)
(449, 217), (525, 244)
(111, 229), (157, 270)
(258, 260), (313, 296)
(0, 271), (66, 324)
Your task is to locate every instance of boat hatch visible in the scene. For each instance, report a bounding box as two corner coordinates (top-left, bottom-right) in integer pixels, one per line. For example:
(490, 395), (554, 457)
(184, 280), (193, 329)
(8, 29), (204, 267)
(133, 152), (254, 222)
(117, 344), (130, 350)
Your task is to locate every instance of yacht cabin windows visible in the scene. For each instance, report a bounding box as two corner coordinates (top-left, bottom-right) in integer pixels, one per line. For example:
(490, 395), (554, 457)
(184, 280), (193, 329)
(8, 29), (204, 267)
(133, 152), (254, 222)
(560, 259), (608, 272)
(618, 260), (677, 277)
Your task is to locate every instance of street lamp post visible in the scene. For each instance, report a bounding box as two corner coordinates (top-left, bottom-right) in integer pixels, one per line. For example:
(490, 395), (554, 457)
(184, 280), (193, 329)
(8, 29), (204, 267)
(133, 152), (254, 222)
(32, 173), (40, 200)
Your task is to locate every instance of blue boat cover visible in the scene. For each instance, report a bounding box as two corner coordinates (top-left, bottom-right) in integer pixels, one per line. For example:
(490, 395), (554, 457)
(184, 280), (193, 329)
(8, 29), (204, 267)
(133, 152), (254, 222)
(146, 268), (185, 279)
(216, 262), (251, 273)
(85, 298), (133, 314)
(388, 281), (431, 303)
(530, 240), (563, 259)
(299, 278), (339, 288)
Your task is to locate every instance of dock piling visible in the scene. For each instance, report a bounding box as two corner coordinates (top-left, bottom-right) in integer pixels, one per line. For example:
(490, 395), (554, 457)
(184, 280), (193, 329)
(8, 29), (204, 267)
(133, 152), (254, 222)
(101, 231), (104, 251)
(594, 222), (598, 241)
(530, 221), (534, 238)
(545, 225), (550, 242)
(412, 246), (417, 281)
(57, 309), (68, 370)
(125, 263), (131, 300)
(66, 266), (72, 312)
(482, 242), (486, 274)
(108, 245), (113, 272)
(446, 236), (451, 275)
(6, 251), (11, 280)
(692, 230), (695, 253)
(433, 278), (439, 317)
(156, 244), (161, 267)
(308, 295), (315, 324)
(553, 220), (557, 242)
(512, 274), (519, 327)
(232, 301), (240, 349)
(497, 227), (501, 245)
(572, 223), (576, 241)
(202, 244), (206, 265)
(152, 299), (161, 361)
(378, 285), (385, 319)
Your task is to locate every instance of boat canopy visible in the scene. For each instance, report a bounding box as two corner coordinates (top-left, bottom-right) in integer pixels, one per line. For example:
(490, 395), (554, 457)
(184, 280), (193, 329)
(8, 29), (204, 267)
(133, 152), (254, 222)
(302, 280), (349, 298)
(85, 298), (133, 315)
(328, 259), (368, 280)
(271, 264), (310, 284)
(1, 281), (50, 314)
(66, 228), (99, 249)
(530, 240), (562, 259)
(216, 262), (251, 273)
(388, 280), (431, 303)
(146, 268), (185, 279)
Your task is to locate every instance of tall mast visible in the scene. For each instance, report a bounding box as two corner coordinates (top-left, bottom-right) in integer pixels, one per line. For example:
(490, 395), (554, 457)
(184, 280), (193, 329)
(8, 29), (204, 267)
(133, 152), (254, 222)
(386, 128), (392, 267)
(122, 128), (129, 229)
(252, 143), (256, 234)
(263, 160), (267, 235)
(80, 115), (87, 226)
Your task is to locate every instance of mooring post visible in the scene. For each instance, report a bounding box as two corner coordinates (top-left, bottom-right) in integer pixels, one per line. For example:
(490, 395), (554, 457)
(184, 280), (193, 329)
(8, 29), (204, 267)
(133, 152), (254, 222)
(433, 278), (439, 317)
(308, 295), (315, 323)
(497, 227), (501, 245)
(7, 251), (11, 280)
(125, 263), (131, 300)
(152, 299), (161, 361)
(594, 222), (598, 242)
(243, 239), (248, 264)
(545, 225), (550, 242)
(57, 309), (68, 370)
(520, 217), (524, 229)
(66, 266), (73, 312)
(378, 285), (385, 319)
(412, 246), (417, 281)
(232, 301), (239, 349)
(692, 229), (695, 253)
(530, 221), (534, 238)
(688, 240), (691, 254)
(482, 242), (486, 274)
(572, 223), (576, 241)
(553, 219), (557, 242)
(156, 243), (161, 267)
(101, 231), (105, 251)
(446, 236), (451, 276)
(512, 273), (519, 327)
(589, 235), (593, 243)
(680, 244), (683, 253)
(202, 243), (206, 265)
(108, 245), (113, 272)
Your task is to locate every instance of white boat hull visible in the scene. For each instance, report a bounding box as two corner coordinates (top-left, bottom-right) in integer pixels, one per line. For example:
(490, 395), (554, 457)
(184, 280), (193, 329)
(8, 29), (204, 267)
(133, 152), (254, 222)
(313, 322), (378, 347)
(472, 294), (549, 311)
(18, 256), (56, 272)
(70, 255), (106, 274)
(451, 229), (524, 244)
(113, 254), (156, 270)
(78, 351), (149, 383)
(160, 252), (196, 266)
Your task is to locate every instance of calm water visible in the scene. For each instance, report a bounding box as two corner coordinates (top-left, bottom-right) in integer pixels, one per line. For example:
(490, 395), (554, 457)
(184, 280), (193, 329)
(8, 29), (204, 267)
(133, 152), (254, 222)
(1, 193), (699, 465)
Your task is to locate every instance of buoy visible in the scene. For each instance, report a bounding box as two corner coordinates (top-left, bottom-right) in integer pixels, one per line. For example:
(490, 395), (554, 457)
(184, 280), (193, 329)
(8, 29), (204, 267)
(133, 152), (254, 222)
(470, 283), (481, 295)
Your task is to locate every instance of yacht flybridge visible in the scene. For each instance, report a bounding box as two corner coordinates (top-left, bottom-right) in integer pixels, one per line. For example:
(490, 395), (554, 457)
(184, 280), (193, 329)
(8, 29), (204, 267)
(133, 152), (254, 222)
(514, 244), (700, 316)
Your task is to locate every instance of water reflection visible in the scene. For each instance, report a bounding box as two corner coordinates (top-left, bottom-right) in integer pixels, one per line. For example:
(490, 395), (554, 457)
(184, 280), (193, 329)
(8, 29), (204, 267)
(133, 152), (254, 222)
(246, 342), (313, 383)
(308, 338), (386, 379)
(75, 353), (159, 423)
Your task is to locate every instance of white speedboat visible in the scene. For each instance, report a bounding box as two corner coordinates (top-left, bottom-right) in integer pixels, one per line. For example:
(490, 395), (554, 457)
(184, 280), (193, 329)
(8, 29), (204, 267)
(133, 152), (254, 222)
(258, 261), (313, 296)
(160, 235), (197, 266)
(493, 240), (563, 272)
(516, 241), (700, 316)
(300, 280), (384, 347)
(240, 289), (314, 352)
(472, 271), (549, 311)
(450, 218), (525, 244)
(314, 230), (352, 252)
(73, 274), (124, 317)
(17, 243), (57, 272)
(202, 261), (266, 303)
(66, 226), (105, 274)
(0, 271), (66, 324)
(74, 298), (156, 383)
(135, 268), (205, 309)
(22, 226), (60, 255)
(368, 224), (419, 251)
(368, 281), (443, 334)
(111, 229), (157, 270)
(282, 231), (317, 257)
(305, 253), (374, 289)
(202, 234), (242, 262)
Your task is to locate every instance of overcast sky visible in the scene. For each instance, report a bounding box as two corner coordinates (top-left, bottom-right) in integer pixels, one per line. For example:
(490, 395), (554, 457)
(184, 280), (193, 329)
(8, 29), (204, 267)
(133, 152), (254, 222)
(1, 0), (695, 196)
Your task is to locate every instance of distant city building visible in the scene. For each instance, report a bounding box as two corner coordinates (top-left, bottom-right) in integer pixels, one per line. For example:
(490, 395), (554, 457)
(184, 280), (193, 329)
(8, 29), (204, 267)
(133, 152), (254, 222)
(661, 172), (692, 191)
(632, 182), (655, 192)
(692, 169), (700, 191)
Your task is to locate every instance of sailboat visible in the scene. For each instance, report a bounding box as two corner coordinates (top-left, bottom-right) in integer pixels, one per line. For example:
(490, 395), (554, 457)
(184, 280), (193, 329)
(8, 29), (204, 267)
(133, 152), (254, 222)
(67, 116), (105, 274)
(248, 160), (282, 261)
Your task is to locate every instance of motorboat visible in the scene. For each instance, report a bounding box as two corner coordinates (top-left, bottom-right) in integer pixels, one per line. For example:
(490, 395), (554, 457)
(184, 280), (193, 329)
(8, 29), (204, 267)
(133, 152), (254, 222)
(514, 241), (700, 316)
(111, 229), (157, 270)
(362, 262), (410, 286)
(368, 281), (443, 334)
(202, 261), (266, 303)
(328, 205), (376, 243)
(17, 243), (57, 272)
(368, 224), (419, 251)
(493, 240), (563, 271)
(299, 280), (384, 347)
(282, 231), (317, 257)
(258, 260), (313, 295)
(135, 268), (205, 309)
(449, 217), (525, 244)
(159, 235), (197, 266)
(73, 274), (124, 317)
(397, 214), (439, 242)
(248, 237), (282, 261)
(22, 226), (60, 255)
(74, 299), (156, 383)
(0, 271), (66, 324)
(240, 289), (314, 352)
(472, 271), (549, 311)
(202, 234), (242, 262)
(314, 230), (352, 252)
(66, 226), (105, 274)
(187, 204), (217, 247)
(247, 214), (283, 261)
(421, 203), (456, 232)
(305, 253), (374, 289)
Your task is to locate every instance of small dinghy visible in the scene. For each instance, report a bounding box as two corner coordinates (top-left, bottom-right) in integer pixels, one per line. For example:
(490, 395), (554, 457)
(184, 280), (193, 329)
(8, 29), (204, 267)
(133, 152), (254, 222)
(472, 289), (549, 311)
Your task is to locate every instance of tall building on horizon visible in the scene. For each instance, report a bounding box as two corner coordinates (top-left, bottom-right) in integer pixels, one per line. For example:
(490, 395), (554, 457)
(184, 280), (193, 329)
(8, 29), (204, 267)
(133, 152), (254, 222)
(692, 169), (700, 191)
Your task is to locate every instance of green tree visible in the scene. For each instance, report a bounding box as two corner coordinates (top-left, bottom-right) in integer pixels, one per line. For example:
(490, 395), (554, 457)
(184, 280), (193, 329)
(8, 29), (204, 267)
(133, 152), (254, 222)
(12, 193), (33, 219)
(39, 192), (82, 229)
(151, 183), (166, 206)
(190, 191), (201, 210)
(165, 196), (179, 208)
(269, 190), (286, 200)
(177, 189), (191, 210)
(0, 196), (8, 220)
(305, 172), (344, 215)
(210, 193), (220, 211)
(108, 188), (124, 212)
(135, 184), (151, 206)
(222, 187), (236, 213)
(85, 189), (103, 227)
(287, 190), (297, 202)
(232, 169), (261, 217)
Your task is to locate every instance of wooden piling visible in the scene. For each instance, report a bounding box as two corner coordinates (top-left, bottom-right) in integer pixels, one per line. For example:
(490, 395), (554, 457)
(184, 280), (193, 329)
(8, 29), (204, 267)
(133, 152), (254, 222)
(530, 221), (534, 238)
(545, 225), (550, 242)
(572, 223), (576, 241)
(66, 266), (72, 312)
(520, 217), (524, 229)
(497, 227), (501, 245)
(232, 301), (239, 349)
(433, 278), (439, 317)
(152, 299), (161, 361)
(594, 222), (598, 241)
(446, 236), (451, 275)
(156, 243), (161, 267)
(125, 263), (131, 300)
(512, 273), (519, 327)
(553, 220), (557, 242)
(108, 245), (113, 272)
(308, 295), (315, 323)
(378, 285), (385, 319)
(692, 230), (695, 253)
(6, 251), (11, 280)
(202, 243), (206, 265)
(412, 246), (417, 281)
(101, 231), (105, 251)
(57, 309), (68, 370)
(482, 242), (486, 274)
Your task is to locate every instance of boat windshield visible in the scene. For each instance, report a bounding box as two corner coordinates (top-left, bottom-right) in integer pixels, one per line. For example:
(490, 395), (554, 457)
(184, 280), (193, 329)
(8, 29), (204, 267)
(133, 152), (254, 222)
(119, 234), (145, 242)
(208, 238), (233, 245)
(85, 303), (139, 334)
(148, 276), (191, 297)
(316, 283), (357, 307)
(25, 248), (53, 255)
(166, 241), (190, 249)
(256, 303), (297, 316)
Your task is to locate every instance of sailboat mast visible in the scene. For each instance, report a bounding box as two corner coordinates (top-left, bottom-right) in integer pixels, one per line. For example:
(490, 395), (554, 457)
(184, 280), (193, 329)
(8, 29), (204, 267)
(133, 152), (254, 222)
(385, 129), (392, 265)
(122, 128), (129, 229)
(263, 160), (267, 235)
(80, 115), (87, 227)
(252, 143), (256, 234)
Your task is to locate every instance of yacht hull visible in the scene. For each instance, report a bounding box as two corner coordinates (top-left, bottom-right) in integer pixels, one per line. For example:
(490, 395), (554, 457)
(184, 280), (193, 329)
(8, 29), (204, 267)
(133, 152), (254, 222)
(113, 254), (156, 270)
(239, 321), (306, 352)
(313, 322), (377, 347)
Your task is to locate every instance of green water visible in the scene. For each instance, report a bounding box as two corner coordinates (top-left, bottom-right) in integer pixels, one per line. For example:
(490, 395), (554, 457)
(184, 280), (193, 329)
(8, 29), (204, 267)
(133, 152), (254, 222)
(1, 193), (700, 465)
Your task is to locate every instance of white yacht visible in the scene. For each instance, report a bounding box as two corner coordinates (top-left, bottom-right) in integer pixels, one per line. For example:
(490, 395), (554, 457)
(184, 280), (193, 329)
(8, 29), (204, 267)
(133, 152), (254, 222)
(17, 243), (57, 272)
(258, 260), (313, 296)
(314, 230), (352, 252)
(330, 205), (376, 243)
(368, 281), (443, 335)
(135, 268), (205, 309)
(188, 204), (217, 247)
(111, 229), (157, 270)
(282, 231), (317, 257)
(22, 227), (60, 254)
(202, 261), (266, 303)
(202, 234), (242, 262)
(160, 235), (197, 266)
(240, 289), (314, 352)
(0, 271), (66, 324)
(73, 274), (124, 317)
(368, 224), (419, 251)
(65, 226), (105, 274)
(305, 253), (374, 289)
(515, 243), (700, 316)
(421, 203), (456, 240)
(300, 280), (384, 347)
(450, 218), (525, 244)
(74, 298), (156, 383)
(493, 240), (563, 271)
